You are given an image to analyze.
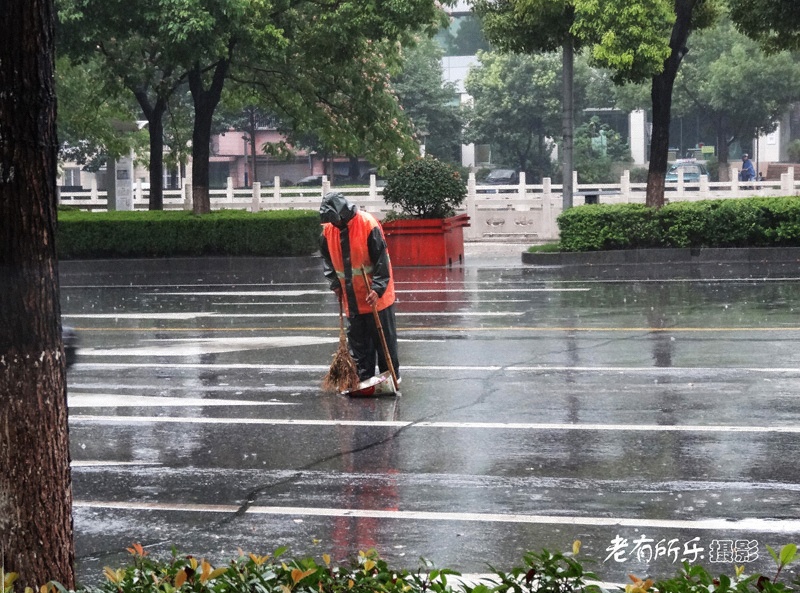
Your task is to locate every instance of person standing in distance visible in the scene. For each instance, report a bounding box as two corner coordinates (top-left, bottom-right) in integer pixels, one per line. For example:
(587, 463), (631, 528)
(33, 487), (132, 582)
(740, 153), (756, 182)
(319, 192), (400, 383)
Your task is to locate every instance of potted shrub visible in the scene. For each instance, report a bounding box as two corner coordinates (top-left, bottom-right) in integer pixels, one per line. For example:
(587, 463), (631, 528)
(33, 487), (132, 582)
(381, 156), (470, 266)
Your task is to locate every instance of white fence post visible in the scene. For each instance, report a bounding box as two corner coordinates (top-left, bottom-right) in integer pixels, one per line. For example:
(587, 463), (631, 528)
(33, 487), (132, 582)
(226, 177), (234, 202)
(731, 166), (740, 192)
(90, 177), (99, 202)
(273, 176), (281, 201)
(700, 174), (710, 199)
(542, 177), (553, 240)
(251, 182), (261, 212)
(322, 176), (330, 197)
(517, 171), (526, 208)
(184, 183), (192, 210)
(621, 170), (630, 203)
(369, 174), (378, 202)
(467, 172), (477, 240)
(783, 167), (795, 194)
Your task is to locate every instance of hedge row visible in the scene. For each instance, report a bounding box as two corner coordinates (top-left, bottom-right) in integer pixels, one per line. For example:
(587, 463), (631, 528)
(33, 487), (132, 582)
(57, 209), (321, 259)
(557, 197), (800, 252)
(9, 543), (799, 593)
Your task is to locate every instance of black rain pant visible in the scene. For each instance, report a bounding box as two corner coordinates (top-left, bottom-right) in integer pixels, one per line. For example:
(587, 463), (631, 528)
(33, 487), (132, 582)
(347, 304), (399, 381)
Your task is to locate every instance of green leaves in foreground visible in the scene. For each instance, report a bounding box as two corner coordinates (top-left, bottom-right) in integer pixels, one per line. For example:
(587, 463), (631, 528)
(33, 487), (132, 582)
(9, 541), (800, 593)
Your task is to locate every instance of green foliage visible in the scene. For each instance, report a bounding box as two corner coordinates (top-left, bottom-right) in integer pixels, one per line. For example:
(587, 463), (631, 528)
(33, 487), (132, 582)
(474, 545), (601, 593)
(729, 0), (800, 53)
(629, 167), (649, 183)
(15, 542), (800, 593)
(382, 157), (466, 219)
(464, 51), (591, 180)
(58, 0), (448, 211)
(673, 17), (800, 172)
(527, 242), (564, 253)
(574, 116), (632, 183)
(558, 203), (659, 251)
(55, 56), (143, 166)
(572, 0), (676, 84)
(57, 209), (320, 258)
(472, 0), (578, 54)
(439, 15), (492, 56)
(392, 36), (464, 164)
(557, 197), (800, 251)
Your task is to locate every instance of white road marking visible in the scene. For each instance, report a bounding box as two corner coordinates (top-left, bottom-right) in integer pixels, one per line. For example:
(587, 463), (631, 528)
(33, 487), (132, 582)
(68, 394), (294, 407)
(69, 362), (800, 374)
(69, 382), (317, 393)
(68, 415), (800, 433)
(71, 461), (162, 467)
(65, 312), (216, 320)
(63, 311), (524, 319)
(147, 288), (590, 297)
(71, 500), (800, 533)
(78, 336), (338, 356)
(213, 299), (532, 306)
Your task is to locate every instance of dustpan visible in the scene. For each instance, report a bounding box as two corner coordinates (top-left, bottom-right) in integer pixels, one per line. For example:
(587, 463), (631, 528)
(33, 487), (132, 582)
(342, 370), (398, 397)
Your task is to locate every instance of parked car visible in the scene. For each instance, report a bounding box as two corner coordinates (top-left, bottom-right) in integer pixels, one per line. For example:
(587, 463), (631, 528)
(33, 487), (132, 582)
(484, 169), (519, 185)
(665, 160), (709, 183)
(63, 326), (78, 368)
(478, 168), (519, 193)
(295, 175), (325, 187)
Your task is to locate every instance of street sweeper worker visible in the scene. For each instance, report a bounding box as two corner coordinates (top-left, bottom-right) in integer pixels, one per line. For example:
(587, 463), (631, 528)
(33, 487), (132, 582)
(320, 192), (400, 384)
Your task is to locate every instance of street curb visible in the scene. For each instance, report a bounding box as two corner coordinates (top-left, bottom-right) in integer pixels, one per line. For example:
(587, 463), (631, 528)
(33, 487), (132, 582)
(521, 247), (800, 279)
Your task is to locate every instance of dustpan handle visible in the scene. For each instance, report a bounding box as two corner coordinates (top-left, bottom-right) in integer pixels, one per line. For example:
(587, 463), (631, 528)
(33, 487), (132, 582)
(361, 269), (399, 390)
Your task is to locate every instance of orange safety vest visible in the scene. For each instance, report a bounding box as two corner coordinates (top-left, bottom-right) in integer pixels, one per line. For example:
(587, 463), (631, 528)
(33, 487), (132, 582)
(323, 211), (395, 317)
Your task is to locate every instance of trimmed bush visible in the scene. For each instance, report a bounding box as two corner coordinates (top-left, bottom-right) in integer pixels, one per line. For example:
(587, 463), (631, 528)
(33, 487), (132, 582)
(57, 209), (320, 259)
(382, 156), (467, 219)
(557, 197), (800, 251)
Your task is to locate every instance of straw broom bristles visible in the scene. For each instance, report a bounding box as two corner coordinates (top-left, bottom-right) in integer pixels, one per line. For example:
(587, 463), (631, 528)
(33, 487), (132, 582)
(322, 298), (360, 393)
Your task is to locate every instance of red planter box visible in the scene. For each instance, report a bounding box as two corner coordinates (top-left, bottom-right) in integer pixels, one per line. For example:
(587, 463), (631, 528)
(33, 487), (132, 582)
(381, 213), (470, 267)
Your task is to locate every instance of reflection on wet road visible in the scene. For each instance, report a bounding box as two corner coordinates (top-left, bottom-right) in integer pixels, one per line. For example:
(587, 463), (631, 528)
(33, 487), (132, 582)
(61, 254), (800, 584)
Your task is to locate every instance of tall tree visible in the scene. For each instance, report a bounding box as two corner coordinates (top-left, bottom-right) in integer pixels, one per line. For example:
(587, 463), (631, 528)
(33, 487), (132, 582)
(674, 17), (800, 180)
(1, 0), (75, 589)
(572, 0), (717, 207)
(473, 0), (580, 208)
(474, 0), (717, 208)
(58, 0), (191, 209)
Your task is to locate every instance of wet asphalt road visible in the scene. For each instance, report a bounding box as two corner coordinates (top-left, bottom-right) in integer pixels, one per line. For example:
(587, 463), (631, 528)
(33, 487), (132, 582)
(61, 245), (800, 585)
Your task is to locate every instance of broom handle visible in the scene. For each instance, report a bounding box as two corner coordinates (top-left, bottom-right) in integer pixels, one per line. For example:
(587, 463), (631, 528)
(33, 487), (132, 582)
(361, 269), (399, 390)
(338, 291), (345, 333)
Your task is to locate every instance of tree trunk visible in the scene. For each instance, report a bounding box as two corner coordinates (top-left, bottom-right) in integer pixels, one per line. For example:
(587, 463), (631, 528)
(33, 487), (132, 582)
(149, 115), (165, 209)
(348, 155), (360, 181)
(717, 116), (731, 182)
(248, 108), (258, 185)
(188, 59), (230, 215)
(134, 91), (167, 210)
(646, 0), (698, 208)
(647, 71), (673, 208)
(562, 35), (574, 210)
(0, 0), (75, 589)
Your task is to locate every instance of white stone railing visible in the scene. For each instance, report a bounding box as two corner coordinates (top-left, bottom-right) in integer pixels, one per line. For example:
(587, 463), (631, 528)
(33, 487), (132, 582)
(58, 168), (799, 242)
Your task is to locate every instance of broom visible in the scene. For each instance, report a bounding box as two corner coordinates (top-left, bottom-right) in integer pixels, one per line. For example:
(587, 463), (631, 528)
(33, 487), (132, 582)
(322, 293), (360, 393)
